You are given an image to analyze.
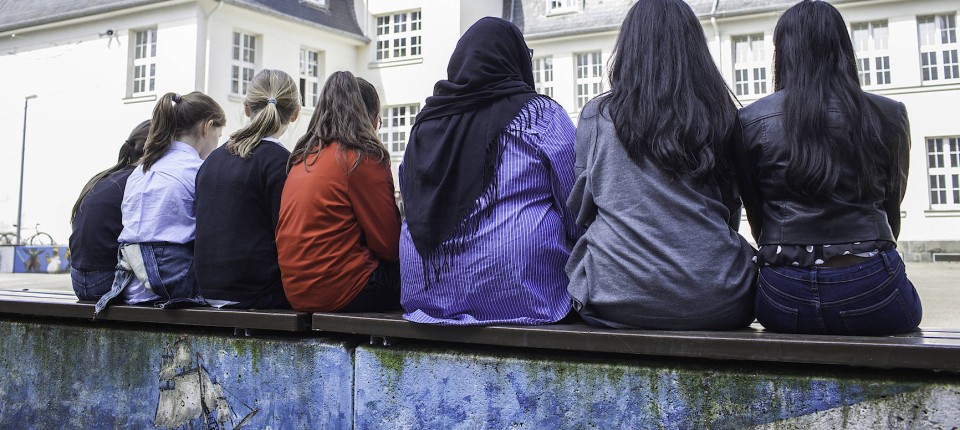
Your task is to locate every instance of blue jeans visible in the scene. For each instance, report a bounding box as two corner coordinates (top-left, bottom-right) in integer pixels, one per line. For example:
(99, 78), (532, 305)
(95, 243), (205, 315)
(756, 249), (922, 335)
(71, 268), (115, 301)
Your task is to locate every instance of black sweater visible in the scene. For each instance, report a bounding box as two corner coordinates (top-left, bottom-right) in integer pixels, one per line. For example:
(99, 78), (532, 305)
(195, 141), (290, 307)
(69, 168), (133, 271)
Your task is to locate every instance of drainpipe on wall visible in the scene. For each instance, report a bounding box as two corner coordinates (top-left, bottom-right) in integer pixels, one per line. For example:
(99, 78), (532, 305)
(709, 0), (721, 80)
(196, 0), (223, 92)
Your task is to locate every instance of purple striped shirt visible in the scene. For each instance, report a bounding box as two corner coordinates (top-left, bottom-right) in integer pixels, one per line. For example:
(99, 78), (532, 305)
(399, 99), (583, 325)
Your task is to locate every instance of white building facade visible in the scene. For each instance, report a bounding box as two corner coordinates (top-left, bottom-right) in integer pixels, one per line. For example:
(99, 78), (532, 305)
(0, 0), (957, 260)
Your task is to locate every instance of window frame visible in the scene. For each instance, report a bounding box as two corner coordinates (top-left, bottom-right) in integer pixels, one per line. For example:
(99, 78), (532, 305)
(374, 10), (422, 63)
(231, 30), (258, 96)
(575, 51), (603, 111)
(732, 33), (769, 98)
(917, 14), (960, 84)
(927, 136), (960, 210)
(533, 56), (555, 98)
(545, 0), (579, 16)
(379, 103), (420, 159)
(850, 20), (892, 87)
(299, 48), (322, 108)
(129, 28), (158, 97)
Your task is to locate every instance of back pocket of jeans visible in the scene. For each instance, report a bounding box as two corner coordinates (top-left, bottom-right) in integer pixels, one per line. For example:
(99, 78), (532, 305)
(755, 287), (799, 333)
(841, 290), (915, 336)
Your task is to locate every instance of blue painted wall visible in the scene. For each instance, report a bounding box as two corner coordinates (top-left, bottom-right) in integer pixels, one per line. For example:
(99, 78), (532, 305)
(11, 246), (69, 273)
(354, 344), (959, 429)
(2, 317), (958, 429)
(0, 319), (353, 429)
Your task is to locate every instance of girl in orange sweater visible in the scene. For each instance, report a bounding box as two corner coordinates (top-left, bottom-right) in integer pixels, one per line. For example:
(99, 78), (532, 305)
(276, 72), (400, 312)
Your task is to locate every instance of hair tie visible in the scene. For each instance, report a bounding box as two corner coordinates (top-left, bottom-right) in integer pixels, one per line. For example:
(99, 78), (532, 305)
(172, 94), (182, 104)
(267, 98), (277, 105)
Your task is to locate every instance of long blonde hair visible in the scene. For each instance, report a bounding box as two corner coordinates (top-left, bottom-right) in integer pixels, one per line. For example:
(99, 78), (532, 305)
(227, 69), (300, 159)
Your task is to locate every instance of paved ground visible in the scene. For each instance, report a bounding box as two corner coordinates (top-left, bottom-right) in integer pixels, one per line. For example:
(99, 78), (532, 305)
(0, 262), (957, 327)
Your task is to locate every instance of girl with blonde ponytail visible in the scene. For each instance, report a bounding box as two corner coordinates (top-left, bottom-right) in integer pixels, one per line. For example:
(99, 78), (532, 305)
(195, 69), (299, 309)
(95, 91), (225, 315)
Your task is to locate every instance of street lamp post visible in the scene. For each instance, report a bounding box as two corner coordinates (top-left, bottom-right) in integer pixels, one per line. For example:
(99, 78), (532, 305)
(16, 94), (38, 245)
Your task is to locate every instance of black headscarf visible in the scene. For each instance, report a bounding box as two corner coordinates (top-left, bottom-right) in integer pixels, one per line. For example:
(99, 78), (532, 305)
(400, 17), (539, 262)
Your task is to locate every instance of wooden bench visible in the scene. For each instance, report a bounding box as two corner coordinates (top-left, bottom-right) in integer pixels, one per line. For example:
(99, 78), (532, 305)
(2, 289), (958, 372)
(0, 289), (310, 332)
(312, 312), (960, 372)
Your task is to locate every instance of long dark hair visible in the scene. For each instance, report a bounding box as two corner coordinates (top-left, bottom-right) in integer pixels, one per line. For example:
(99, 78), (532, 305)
(774, 0), (891, 198)
(70, 120), (150, 223)
(288, 72), (385, 173)
(141, 92), (226, 171)
(601, 0), (737, 182)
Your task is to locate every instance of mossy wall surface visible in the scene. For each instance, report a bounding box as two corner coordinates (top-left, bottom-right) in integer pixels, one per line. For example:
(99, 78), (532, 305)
(0, 318), (354, 429)
(2, 317), (959, 429)
(354, 344), (960, 430)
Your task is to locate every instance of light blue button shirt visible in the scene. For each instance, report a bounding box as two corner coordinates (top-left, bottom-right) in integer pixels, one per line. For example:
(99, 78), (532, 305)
(119, 141), (204, 244)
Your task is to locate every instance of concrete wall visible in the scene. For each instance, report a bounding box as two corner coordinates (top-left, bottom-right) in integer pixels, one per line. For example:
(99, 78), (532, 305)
(0, 318), (354, 429)
(2, 317), (958, 429)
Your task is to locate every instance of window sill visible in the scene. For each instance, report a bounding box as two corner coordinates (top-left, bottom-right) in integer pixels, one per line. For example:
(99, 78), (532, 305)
(123, 94), (157, 104)
(545, 8), (579, 17)
(368, 57), (423, 69)
(921, 79), (960, 87)
(228, 94), (245, 103)
(924, 209), (960, 218)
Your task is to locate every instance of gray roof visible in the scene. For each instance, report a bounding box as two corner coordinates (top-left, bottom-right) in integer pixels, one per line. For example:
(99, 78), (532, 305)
(0, 0), (363, 38)
(504, 0), (870, 40)
(0, 0), (170, 34)
(224, 0), (364, 40)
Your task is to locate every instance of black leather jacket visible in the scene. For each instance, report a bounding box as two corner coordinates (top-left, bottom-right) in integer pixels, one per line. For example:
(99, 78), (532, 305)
(733, 91), (910, 246)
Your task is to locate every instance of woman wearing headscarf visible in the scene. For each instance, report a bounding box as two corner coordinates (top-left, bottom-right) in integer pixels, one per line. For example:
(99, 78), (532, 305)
(399, 17), (582, 325)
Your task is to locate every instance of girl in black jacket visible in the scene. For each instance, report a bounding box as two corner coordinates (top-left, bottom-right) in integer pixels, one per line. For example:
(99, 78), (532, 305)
(733, 0), (921, 335)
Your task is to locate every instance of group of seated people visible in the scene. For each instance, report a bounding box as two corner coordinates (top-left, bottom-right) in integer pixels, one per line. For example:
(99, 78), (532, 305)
(69, 0), (922, 336)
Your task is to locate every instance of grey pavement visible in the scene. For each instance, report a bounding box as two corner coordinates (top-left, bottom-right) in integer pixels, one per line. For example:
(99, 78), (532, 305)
(0, 261), (957, 327)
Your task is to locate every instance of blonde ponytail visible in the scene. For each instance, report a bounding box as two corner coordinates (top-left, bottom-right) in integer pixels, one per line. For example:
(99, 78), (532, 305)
(227, 69), (300, 158)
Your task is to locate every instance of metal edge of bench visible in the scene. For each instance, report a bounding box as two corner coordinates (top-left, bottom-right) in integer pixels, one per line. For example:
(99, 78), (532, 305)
(311, 313), (960, 372)
(0, 295), (311, 332)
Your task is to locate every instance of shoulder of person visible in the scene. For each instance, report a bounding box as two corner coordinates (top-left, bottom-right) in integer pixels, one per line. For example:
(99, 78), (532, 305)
(738, 91), (785, 127)
(579, 96), (603, 120)
(863, 92), (905, 122)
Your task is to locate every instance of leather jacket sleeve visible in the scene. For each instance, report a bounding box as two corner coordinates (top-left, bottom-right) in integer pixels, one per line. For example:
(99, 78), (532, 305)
(884, 102), (910, 240)
(731, 115), (764, 243)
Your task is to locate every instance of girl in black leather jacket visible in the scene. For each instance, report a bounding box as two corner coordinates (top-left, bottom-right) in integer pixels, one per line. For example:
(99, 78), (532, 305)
(733, 0), (922, 335)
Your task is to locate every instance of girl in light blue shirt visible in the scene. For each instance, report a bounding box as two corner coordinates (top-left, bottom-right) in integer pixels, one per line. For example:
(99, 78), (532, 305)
(95, 91), (225, 314)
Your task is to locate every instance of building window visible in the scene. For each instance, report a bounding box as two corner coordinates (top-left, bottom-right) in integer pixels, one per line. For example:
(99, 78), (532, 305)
(375, 10), (422, 62)
(379, 104), (419, 157)
(232, 31), (257, 95)
(130, 28), (157, 96)
(928, 137), (960, 208)
(546, 0), (578, 14)
(533, 56), (554, 98)
(918, 14), (959, 82)
(299, 48), (321, 108)
(732, 34), (768, 97)
(300, 0), (326, 8)
(575, 51), (603, 110)
(851, 21), (891, 86)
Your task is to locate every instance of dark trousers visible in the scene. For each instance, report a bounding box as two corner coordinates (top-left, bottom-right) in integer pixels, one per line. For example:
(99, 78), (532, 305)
(756, 249), (922, 335)
(340, 260), (401, 312)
